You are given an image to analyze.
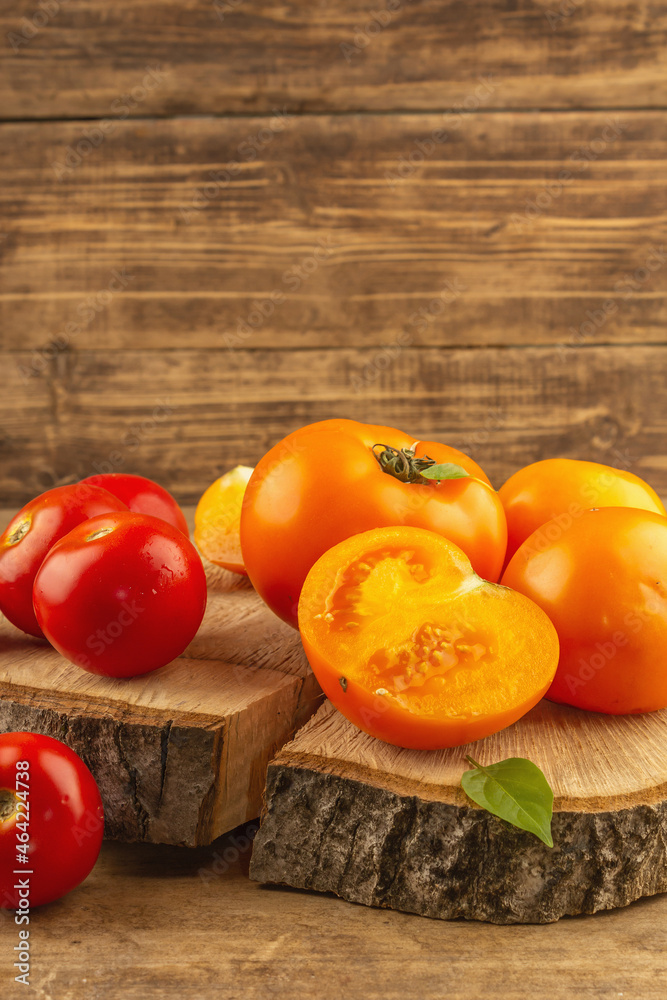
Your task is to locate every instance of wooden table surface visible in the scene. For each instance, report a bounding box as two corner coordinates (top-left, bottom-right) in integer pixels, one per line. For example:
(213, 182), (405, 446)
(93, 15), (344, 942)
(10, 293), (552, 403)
(2, 3), (667, 511)
(6, 820), (665, 1000)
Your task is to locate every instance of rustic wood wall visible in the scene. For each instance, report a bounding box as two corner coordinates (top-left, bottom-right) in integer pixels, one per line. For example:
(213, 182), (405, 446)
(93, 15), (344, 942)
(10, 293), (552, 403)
(1, 1), (666, 506)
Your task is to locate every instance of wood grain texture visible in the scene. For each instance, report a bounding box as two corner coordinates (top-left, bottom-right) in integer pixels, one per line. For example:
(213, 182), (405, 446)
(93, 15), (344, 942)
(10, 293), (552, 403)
(1, 1), (666, 119)
(1, 113), (665, 354)
(250, 700), (667, 923)
(7, 827), (667, 1000)
(1, 343), (666, 506)
(0, 558), (322, 846)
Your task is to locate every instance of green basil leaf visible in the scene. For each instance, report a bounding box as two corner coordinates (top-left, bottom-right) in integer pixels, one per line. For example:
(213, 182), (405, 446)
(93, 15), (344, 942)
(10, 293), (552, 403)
(420, 463), (471, 481)
(461, 756), (554, 847)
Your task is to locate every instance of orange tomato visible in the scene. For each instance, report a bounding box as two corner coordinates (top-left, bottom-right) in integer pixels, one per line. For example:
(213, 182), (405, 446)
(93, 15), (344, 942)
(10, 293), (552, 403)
(502, 507), (667, 714)
(298, 526), (559, 749)
(194, 466), (253, 575)
(499, 458), (665, 565)
(240, 419), (507, 627)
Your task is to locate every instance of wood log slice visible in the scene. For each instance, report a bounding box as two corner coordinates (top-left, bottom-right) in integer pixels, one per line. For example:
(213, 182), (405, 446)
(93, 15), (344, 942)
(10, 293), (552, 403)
(0, 561), (322, 847)
(250, 699), (667, 923)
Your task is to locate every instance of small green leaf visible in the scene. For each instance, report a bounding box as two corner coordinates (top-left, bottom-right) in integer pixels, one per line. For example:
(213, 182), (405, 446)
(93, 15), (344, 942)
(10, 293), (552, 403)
(461, 756), (554, 847)
(420, 463), (471, 481)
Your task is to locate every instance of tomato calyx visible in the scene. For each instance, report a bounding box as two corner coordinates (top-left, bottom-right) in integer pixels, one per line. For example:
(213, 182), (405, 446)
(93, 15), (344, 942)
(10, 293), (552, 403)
(372, 442), (440, 484)
(0, 788), (18, 823)
(372, 442), (489, 490)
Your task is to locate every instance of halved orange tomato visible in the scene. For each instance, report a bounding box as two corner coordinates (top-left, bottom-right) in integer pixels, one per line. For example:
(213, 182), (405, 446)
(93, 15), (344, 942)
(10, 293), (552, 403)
(298, 525), (559, 749)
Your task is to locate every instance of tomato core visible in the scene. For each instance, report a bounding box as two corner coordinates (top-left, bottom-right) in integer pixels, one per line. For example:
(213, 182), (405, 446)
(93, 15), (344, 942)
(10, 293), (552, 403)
(320, 545), (440, 626)
(311, 544), (499, 718)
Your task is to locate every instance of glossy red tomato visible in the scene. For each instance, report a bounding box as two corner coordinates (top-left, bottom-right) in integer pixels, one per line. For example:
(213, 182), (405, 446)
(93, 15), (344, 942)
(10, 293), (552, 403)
(0, 732), (103, 909)
(0, 484), (128, 638)
(240, 419), (507, 627)
(80, 474), (189, 536)
(33, 512), (207, 677)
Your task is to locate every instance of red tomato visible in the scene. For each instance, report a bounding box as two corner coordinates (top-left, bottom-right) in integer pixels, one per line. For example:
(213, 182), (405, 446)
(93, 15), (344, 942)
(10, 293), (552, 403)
(499, 458), (665, 566)
(80, 474), (189, 536)
(299, 526), (559, 748)
(502, 507), (667, 714)
(240, 419), (507, 627)
(0, 732), (103, 909)
(0, 485), (128, 638)
(33, 512), (207, 677)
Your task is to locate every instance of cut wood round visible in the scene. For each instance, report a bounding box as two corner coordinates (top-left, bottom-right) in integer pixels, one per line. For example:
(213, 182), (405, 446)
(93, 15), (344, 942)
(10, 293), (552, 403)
(250, 698), (667, 924)
(0, 556), (322, 847)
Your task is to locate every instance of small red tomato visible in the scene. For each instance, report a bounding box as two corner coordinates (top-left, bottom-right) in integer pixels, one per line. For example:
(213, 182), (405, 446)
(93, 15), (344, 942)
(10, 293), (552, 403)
(80, 473), (189, 536)
(0, 732), (104, 909)
(33, 512), (207, 677)
(0, 484), (128, 638)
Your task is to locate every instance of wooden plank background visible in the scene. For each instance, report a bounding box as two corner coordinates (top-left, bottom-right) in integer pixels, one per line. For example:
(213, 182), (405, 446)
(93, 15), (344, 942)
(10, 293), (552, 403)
(2, 1), (667, 116)
(1, 2), (666, 508)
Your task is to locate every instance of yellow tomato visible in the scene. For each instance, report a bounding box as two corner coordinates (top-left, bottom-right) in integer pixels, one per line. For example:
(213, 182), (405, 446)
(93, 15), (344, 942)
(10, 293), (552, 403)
(194, 466), (253, 575)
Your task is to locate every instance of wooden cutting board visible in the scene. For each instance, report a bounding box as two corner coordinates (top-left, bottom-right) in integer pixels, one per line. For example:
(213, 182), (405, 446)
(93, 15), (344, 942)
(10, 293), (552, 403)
(250, 698), (667, 924)
(0, 561), (323, 847)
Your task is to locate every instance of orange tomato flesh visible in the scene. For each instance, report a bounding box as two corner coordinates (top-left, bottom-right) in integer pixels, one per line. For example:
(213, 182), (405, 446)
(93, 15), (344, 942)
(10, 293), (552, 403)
(194, 466), (254, 575)
(298, 526), (559, 749)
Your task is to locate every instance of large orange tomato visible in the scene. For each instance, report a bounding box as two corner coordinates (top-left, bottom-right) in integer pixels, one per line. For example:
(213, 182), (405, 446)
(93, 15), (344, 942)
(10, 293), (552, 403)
(499, 458), (665, 565)
(502, 507), (667, 714)
(299, 526), (559, 749)
(240, 419), (507, 627)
